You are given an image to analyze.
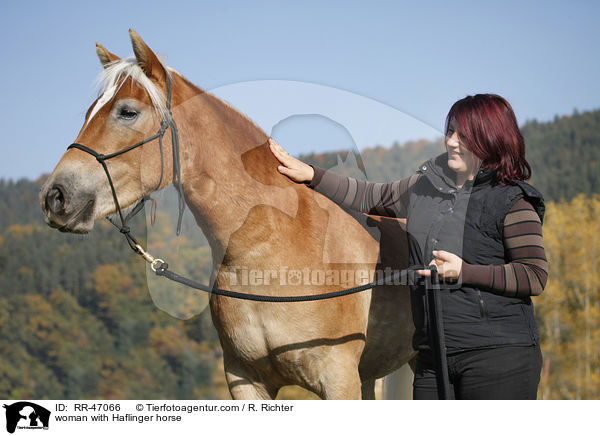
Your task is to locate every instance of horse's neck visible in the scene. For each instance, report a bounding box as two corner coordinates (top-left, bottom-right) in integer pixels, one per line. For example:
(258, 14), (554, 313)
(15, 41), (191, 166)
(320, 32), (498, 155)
(174, 82), (301, 261)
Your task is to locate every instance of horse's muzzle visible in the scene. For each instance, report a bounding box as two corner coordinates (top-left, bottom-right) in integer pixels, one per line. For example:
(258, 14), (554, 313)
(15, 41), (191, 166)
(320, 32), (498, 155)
(40, 179), (96, 233)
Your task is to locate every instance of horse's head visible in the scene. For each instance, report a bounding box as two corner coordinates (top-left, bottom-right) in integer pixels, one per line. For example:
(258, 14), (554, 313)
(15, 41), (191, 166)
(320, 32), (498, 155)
(40, 30), (174, 233)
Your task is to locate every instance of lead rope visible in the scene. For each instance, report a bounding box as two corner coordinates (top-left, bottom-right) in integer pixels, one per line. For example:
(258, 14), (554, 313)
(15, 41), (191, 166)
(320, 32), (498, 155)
(67, 72), (429, 302)
(426, 265), (450, 399)
(153, 263), (427, 302)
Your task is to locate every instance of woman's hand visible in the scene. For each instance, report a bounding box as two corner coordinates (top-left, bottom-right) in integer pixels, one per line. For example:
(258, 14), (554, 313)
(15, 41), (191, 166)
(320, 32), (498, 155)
(269, 138), (315, 183)
(417, 250), (462, 281)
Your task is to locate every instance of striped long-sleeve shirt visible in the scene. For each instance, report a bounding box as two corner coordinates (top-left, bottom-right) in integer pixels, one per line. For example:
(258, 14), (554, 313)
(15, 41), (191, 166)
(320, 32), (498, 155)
(308, 166), (548, 297)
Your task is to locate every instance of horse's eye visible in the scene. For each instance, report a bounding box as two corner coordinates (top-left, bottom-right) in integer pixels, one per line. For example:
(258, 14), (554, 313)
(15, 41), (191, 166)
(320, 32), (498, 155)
(118, 107), (138, 120)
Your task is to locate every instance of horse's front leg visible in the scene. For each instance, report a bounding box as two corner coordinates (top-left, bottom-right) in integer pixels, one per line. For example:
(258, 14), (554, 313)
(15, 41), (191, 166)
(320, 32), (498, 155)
(300, 346), (363, 400)
(223, 354), (279, 400)
(318, 364), (362, 400)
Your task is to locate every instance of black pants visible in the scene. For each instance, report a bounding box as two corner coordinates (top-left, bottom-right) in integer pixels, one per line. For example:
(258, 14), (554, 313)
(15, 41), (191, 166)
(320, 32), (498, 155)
(413, 345), (542, 400)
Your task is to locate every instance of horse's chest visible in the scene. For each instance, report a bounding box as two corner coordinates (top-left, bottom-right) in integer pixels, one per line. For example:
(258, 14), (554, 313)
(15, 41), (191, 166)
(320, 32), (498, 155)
(210, 298), (287, 359)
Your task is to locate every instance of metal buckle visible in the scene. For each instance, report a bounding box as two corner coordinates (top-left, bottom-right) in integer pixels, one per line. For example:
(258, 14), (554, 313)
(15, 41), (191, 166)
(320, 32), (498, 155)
(135, 244), (165, 272)
(150, 258), (165, 272)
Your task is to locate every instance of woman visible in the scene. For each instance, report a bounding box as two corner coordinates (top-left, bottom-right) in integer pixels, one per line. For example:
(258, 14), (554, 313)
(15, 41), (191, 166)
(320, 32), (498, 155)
(269, 94), (548, 400)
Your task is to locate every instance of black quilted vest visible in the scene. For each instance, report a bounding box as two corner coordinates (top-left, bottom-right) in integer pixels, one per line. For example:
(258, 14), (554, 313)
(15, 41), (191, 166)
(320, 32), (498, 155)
(406, 153), (545, 353)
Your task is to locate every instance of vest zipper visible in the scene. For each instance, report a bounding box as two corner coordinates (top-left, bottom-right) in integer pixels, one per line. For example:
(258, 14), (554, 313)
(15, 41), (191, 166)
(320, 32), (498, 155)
(477, 289), (488, 318)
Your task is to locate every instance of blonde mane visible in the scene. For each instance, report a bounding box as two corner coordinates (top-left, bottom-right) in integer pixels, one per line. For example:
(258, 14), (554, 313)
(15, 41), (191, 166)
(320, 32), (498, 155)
(89, 56), (171, 124)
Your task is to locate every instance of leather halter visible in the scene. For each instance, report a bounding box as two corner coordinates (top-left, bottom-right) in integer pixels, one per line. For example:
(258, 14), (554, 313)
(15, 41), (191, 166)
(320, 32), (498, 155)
(67, 72), (185, 256)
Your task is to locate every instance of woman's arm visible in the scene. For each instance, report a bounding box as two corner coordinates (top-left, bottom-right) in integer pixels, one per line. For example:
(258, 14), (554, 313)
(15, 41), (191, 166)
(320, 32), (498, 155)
(269, 138), (418, 218)
(461, 198), (549, 297)
(309, 165), (419, 218)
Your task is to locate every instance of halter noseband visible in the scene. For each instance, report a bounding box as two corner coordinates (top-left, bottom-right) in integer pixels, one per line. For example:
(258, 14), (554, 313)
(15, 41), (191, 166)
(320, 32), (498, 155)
(67, 72), (185, 258)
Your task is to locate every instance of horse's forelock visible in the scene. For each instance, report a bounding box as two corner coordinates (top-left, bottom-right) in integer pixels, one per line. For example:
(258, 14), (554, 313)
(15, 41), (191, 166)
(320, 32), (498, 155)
(92, 56), (171, 122)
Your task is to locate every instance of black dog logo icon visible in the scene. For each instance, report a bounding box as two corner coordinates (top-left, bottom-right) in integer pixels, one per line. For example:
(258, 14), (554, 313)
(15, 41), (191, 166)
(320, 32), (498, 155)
(3, 402), (50, 433)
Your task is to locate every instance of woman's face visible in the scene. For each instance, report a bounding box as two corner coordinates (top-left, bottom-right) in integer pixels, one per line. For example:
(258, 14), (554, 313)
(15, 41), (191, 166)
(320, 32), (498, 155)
(445, 118), (481, 177)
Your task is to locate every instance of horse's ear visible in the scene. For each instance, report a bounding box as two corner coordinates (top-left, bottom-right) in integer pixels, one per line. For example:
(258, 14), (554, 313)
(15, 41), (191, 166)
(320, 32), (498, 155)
(129, 29), (166, 83)
(95, 43), (120, 68)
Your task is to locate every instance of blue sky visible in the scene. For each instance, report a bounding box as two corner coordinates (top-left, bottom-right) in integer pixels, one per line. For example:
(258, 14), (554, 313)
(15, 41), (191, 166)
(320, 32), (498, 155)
(1, 0), (598, 180)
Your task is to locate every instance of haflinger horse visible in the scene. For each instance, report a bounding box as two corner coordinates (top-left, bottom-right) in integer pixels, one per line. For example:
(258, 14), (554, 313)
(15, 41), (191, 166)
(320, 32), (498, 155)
(39, 30), (416, 400)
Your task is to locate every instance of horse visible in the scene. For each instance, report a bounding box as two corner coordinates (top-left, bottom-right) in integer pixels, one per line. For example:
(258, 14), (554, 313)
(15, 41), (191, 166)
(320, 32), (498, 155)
(39, 29), (416, 400)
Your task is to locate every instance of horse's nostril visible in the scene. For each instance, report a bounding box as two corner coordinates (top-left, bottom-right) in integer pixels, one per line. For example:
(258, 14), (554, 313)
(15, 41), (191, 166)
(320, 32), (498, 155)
(46, 185), (66, 215)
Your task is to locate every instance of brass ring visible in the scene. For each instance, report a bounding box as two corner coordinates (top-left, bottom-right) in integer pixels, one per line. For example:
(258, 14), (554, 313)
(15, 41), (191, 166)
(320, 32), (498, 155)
(151, 258), (165, 272)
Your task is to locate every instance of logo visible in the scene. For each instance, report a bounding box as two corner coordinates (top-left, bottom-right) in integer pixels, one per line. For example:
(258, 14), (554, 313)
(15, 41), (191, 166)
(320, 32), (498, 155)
(3, 402), (50, 434)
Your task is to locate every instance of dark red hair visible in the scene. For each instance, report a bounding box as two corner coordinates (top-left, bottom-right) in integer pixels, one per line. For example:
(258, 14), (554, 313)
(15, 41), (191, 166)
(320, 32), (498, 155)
(445, 94), (531, 185)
